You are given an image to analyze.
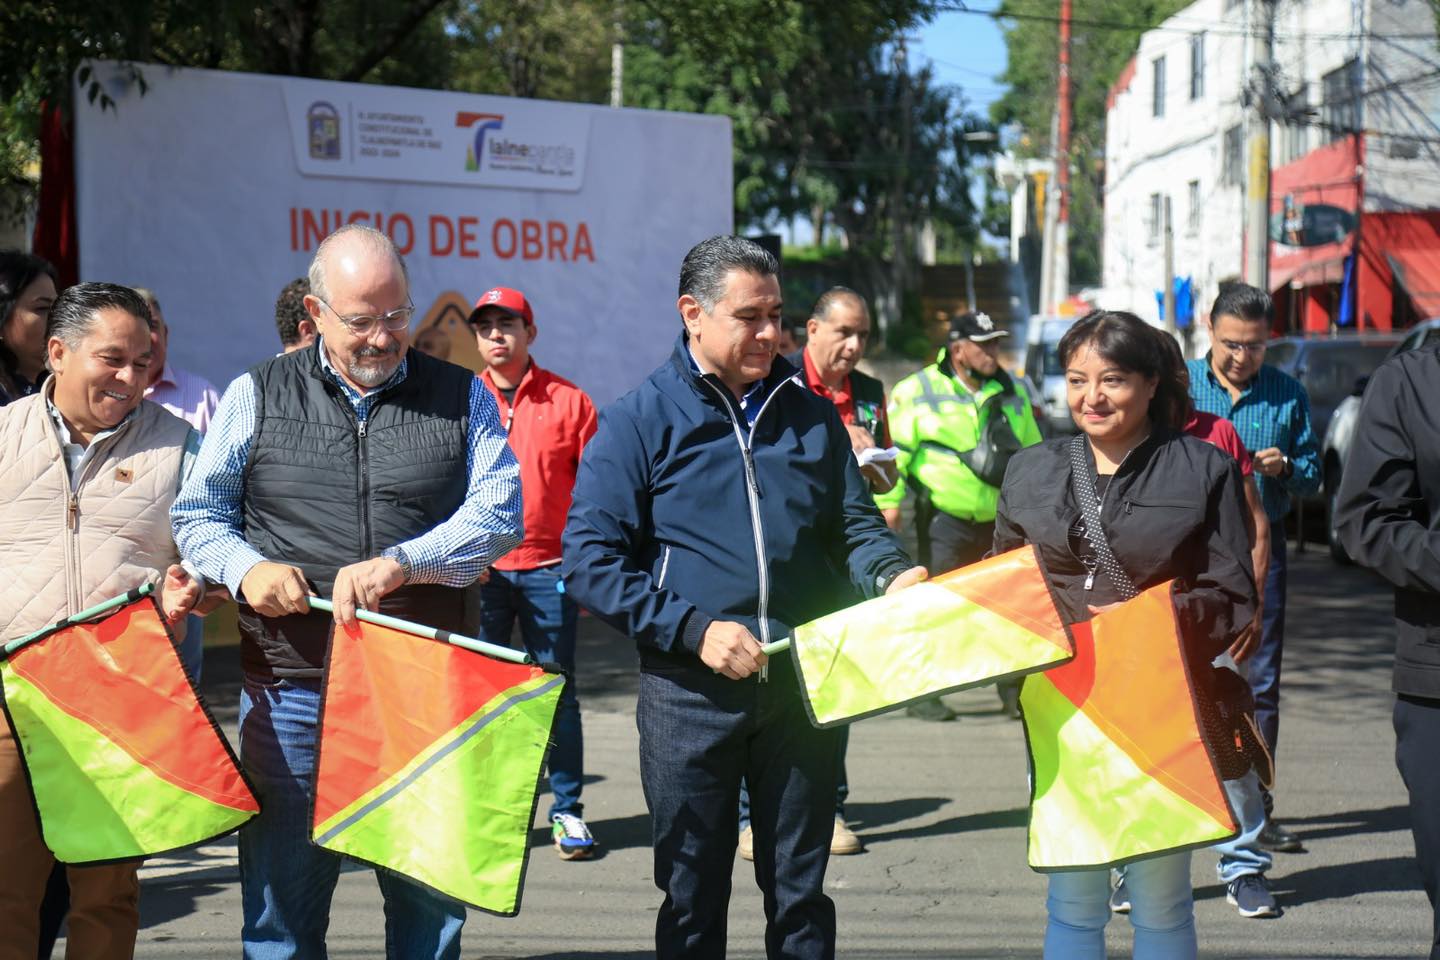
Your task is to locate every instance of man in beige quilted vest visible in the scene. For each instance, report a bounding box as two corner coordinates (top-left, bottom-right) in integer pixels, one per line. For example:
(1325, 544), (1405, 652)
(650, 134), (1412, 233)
(0, 282), (209, 960)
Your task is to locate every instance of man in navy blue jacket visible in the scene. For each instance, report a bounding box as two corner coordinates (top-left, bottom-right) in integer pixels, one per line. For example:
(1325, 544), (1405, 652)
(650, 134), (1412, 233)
(563, 236), (923, 960)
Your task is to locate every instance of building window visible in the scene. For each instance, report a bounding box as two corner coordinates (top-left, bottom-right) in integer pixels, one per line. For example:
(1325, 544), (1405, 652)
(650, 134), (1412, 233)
(1147, 192), (1164, 247)
(1153, 56), (1167, 117)
(1222, 124), (1244, 186)
(1281, 85), (1309, 163)
(1189, 34), (1205, 100)
(1187, 180), (1201, 235)
(1323, 59), (1361, 141)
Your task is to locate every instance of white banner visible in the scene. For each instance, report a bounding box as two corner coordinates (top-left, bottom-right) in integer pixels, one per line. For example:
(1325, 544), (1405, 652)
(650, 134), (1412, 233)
(75, 62), (733, 407)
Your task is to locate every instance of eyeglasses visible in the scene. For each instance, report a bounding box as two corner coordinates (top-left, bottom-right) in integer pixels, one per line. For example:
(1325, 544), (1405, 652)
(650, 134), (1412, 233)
(317, 297), (415, 337)
(1218, 338), (1268, 355)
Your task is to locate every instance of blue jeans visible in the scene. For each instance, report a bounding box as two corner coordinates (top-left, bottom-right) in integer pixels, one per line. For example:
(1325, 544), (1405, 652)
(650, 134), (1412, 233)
(238, 677), (465, 960)
(1250, 524), (1287, 760)
(479, 567), (583, 819)
(1045, 853), (1196, 959)
(179, 614), (204, 684)
(637, 655), (841, 960)
(1213, 770), (1272, 882)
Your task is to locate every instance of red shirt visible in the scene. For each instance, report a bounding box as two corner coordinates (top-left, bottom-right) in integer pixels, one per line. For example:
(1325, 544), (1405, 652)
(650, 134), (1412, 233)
(479, 362), (598, 570)
(1184, 410), (1253, 477)
(801, 350), (891, 447)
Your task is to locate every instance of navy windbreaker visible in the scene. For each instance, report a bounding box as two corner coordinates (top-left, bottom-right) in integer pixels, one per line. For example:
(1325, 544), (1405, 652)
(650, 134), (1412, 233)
(561, 335), (911, 673)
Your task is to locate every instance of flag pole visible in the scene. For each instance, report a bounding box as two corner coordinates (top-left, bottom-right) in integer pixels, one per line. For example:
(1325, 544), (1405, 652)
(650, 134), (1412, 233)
(2, 584), (155, 659)
(762, 638), (791, 656)
(307, 598), (532, 665)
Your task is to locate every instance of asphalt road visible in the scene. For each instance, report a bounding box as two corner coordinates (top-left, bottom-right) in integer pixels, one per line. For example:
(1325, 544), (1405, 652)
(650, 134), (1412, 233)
(103, 542), (1423, 959)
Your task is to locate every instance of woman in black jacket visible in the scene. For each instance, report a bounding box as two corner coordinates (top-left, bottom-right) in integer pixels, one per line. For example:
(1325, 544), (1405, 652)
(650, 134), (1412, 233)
(994, 311), (1256, 960)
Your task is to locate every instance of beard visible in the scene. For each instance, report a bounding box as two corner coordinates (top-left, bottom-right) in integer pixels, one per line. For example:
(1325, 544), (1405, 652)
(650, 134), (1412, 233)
(347, 345), (401, 387)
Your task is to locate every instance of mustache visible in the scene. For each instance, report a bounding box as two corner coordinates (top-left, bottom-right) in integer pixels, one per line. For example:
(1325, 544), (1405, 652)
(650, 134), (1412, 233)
(354, 345), (400, 361)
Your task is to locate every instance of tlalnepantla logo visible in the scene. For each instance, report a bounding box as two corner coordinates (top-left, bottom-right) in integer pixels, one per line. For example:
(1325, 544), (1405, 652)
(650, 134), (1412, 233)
(457, 112), (504, 171)
(456, 111), (578, 179)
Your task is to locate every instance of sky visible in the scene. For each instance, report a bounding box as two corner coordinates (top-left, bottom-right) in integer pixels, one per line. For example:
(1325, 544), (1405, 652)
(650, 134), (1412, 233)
(780, 7), (1011, 246)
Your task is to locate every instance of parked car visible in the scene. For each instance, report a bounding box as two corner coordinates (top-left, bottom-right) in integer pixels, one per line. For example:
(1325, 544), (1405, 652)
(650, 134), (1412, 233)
(1322, 318), (1440, 561)
(1023, 316), (1079, 436)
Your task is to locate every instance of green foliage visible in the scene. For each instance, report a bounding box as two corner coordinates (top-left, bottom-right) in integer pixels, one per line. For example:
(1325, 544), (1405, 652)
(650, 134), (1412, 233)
(990, 0), (1190, 285)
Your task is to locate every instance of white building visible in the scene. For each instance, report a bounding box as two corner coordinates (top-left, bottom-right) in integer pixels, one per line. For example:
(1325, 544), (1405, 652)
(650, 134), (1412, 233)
(1102, 0), (1440, 335)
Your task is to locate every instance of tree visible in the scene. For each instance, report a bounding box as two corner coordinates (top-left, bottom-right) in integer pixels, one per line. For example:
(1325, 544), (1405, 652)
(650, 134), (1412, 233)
(989, 0), (1189, 287)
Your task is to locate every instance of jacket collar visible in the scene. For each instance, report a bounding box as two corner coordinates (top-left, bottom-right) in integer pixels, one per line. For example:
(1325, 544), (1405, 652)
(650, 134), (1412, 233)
(666, 332), (802, 404)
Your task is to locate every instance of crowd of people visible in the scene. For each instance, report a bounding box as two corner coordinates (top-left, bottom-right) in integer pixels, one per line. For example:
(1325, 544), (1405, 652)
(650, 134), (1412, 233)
(0, 230), (1435, 960)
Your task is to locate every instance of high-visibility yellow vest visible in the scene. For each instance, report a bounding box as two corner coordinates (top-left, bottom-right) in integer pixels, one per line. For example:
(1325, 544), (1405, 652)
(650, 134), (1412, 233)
(875, 353), (1043, 522)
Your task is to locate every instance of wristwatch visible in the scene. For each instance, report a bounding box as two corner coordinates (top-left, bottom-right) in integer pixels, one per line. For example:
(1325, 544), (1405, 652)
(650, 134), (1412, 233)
(381, 546), (412, 583)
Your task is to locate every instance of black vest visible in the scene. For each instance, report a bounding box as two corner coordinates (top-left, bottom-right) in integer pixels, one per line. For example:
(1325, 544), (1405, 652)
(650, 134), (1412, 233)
(238, 345), (473, 679)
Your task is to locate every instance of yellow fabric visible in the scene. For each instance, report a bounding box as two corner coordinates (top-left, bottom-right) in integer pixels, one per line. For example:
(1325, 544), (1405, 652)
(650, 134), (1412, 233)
(791, 547), (1072, 726)
(875, 352), (1043, 520)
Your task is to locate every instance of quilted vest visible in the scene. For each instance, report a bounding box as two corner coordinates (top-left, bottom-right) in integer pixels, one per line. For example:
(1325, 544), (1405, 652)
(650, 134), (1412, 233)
(0, 389), (191, 641)
(237, 346), (472, 679)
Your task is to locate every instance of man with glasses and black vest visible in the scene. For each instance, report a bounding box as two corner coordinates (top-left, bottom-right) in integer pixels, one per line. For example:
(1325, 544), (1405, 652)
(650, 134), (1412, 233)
(1187, 282), (1320, 855)
(172, 224), (522, 959)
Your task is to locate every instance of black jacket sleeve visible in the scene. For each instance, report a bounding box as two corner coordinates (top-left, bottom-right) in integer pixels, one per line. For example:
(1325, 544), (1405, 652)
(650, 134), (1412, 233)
(560, 405), (711, 654)
(1173, 457), (1257, 660)
(823, 407), (912, 598)
(1335, 358), (1440, 594)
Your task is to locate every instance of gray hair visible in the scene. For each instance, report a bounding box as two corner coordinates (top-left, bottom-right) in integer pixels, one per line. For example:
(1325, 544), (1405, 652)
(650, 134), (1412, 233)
(129, 287), (161, 330)
(46, 282), (152, 358)
(308, 224), (409, 302)
(678, 235), (779, 311)
(811, 286), (868, 323)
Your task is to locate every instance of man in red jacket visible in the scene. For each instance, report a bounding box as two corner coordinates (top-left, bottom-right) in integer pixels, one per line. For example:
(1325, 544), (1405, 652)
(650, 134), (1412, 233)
(470, 286), (599, 859)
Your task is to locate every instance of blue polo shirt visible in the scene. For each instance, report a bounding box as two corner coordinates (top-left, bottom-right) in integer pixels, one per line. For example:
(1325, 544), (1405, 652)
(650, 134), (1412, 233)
(1187, 356), (1321, 522)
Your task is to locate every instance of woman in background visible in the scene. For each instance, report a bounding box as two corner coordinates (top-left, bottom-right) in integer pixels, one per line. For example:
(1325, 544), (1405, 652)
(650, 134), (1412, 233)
(0, 251), (58, 406)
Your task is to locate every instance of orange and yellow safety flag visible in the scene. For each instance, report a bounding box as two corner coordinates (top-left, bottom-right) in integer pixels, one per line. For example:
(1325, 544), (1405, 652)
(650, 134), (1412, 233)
(789, 547), (1074, 727)
(312, 614), (563, 915)
(0, 587), (258, 863)
(1021, 581), (1238, 870)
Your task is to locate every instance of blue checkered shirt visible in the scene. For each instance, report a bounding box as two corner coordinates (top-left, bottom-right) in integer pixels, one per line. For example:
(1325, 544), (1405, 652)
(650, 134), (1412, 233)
(1187, 357), (1321, 522)
(171, 341), (523, 598)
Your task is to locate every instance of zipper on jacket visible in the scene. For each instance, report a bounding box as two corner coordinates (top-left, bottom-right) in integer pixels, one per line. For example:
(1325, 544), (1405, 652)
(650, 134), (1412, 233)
(357, 416), (372, 557)
(656, 546), (672, 590)
(698, 374), (795, 683)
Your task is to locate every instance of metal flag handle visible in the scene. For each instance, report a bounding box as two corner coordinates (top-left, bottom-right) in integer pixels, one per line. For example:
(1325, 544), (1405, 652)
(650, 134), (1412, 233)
(307, 597), (532, 665)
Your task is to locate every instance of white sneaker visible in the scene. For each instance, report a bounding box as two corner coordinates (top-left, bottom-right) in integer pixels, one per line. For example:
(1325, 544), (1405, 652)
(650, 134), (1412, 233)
(738, 825), (754, 861)
(551, 812), (595, 860)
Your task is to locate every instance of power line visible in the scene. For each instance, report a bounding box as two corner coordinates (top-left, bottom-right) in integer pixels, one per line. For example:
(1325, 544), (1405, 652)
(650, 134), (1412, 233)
(937, 1), (1440, 43)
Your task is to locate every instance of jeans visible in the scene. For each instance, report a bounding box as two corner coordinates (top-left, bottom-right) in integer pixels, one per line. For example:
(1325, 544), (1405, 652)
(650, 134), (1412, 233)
(1250, 524), (1287, 762)
(637, 655), (841, 960)
(179, 614), (204, 684)
(737, 725), (849, 831)
(1044, 853), (1196, 960)
(1213, 770), (1272, 882)
(478, 567), (583, 819)
(1395, 695), (1440, 959)
(238, 677), (465, 960)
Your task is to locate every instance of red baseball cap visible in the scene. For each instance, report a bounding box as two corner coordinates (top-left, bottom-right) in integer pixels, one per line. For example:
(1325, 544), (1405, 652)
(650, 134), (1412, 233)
(469, 287), (534, 328)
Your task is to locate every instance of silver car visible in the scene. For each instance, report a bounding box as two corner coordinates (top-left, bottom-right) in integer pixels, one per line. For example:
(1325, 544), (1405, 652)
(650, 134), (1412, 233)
(1322, 319), (1440, 561)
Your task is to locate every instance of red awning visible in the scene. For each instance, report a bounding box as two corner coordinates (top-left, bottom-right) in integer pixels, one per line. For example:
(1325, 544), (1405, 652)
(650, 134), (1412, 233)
(1388, 249), (1440, 317)
(1271, 255), (1347, 293)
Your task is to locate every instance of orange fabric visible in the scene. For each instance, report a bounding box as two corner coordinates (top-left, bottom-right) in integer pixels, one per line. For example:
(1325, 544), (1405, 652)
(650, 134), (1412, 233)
(930, 545), (1070, 651)
(9, 598), (255, 812)
(479, 363), (597, 570)
(1045, 585), (1231, 827)
(313, 619), (548, 826)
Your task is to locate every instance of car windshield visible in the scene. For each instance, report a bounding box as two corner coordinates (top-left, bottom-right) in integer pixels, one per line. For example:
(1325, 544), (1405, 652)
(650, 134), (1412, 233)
(1302, 342), (1397, 408)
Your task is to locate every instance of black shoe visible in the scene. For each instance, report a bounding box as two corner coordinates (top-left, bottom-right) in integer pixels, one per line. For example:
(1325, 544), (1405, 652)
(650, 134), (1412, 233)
(906, 697), (958, 722)
(1258, 820), (1305, 853)
(998, 681), (1022, 720)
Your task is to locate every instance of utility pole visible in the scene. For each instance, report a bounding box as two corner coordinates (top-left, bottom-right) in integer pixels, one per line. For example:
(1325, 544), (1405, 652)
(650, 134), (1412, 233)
(887, 35), (913, 338)
(1244, 0), (1276, 291)
(609, 3), (624, 108)
(1039, 0), (1072, 315)
(1053, 0), (1072, 311)
(1163, 196), (1176, 334)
